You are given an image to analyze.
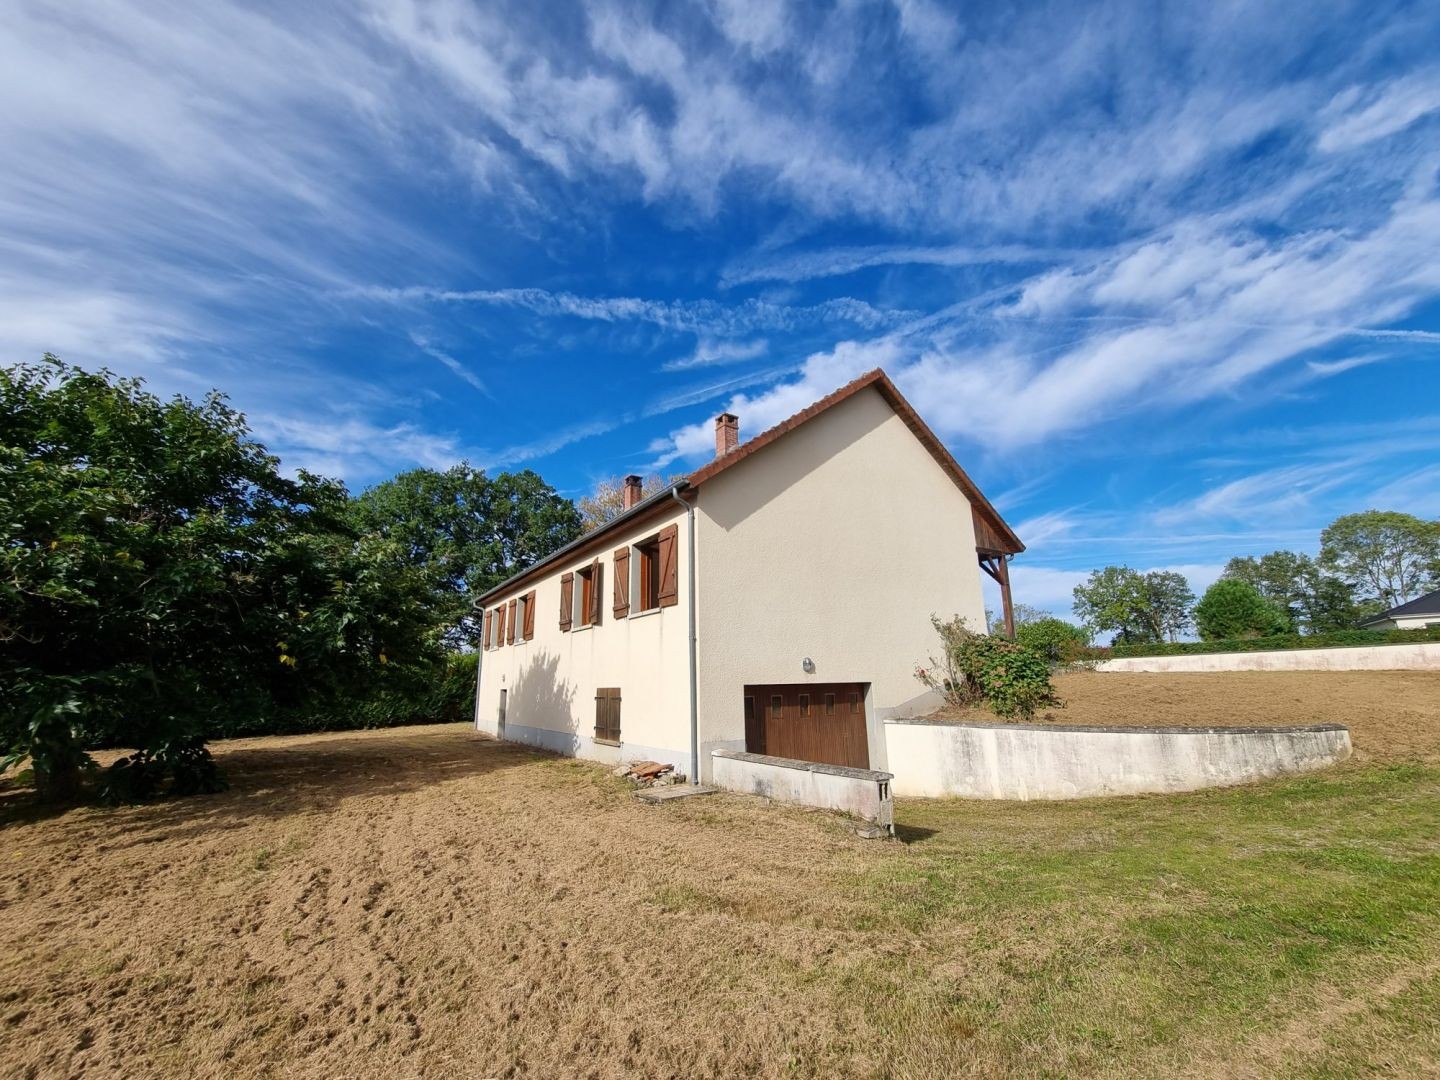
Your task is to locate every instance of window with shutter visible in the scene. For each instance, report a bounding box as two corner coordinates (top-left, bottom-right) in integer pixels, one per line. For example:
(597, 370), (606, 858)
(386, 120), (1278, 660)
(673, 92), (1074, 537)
(589, 559), (603, 626)
(657, 523), (679, 608)
(495, 604), (506, 647)
(523, 590), (536, 640)
(483, 609), (493, 650)
(559, 573), (573, 631)
(612, 546), (630, 618)
(594, 687), (621, 744)
(506, 598), (517, 644)
(634, 535), (661, 611)
(574, 563), (599, 628)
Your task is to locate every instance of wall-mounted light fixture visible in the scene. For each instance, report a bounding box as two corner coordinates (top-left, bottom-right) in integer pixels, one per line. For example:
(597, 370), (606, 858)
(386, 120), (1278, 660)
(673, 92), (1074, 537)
(801, 657), (815, 674)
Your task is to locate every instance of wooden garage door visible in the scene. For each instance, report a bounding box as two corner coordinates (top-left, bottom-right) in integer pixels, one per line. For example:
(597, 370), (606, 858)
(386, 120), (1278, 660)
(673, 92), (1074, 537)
(743, 683), (869, 769)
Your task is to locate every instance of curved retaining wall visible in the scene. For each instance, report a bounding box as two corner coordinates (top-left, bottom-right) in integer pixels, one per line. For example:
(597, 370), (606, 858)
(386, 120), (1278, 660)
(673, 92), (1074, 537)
(883, 719), (1351, 800)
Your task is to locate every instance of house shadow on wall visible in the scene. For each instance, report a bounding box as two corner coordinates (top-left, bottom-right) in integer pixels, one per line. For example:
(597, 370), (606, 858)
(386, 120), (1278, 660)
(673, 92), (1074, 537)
(506, 649), (581, 758)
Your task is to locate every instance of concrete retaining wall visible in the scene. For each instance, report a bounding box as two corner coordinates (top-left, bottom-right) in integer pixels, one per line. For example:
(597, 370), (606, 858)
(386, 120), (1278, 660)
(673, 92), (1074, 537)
(1097, 642), (1440, 673)
(711, 749), (894, 830)
(883, 719), (1351, 800)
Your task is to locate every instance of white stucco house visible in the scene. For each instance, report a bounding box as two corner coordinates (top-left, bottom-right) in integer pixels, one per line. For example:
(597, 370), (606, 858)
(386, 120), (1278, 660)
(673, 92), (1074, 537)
(1360, 588), (1440, 631)
(473, 369), (1024, 784)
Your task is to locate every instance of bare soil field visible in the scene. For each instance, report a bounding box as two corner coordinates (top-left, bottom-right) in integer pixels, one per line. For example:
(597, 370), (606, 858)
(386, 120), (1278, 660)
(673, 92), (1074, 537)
(2, 672), (1439, 1079)
(947, 669), (1440, 762)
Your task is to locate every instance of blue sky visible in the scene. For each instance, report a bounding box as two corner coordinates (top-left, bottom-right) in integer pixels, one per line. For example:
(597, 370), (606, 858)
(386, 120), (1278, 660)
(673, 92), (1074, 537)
(3, 0), (1440, 621)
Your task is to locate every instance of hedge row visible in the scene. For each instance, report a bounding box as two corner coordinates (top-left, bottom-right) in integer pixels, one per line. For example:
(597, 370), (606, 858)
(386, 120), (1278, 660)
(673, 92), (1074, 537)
(203, 652), (479, 740)
(1109, 626), (1440, 658)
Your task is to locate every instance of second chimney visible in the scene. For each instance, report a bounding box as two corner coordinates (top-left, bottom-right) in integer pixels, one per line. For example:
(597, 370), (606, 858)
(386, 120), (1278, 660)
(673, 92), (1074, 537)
(714, 412), (739, 458)
(622, 474), (643, 510)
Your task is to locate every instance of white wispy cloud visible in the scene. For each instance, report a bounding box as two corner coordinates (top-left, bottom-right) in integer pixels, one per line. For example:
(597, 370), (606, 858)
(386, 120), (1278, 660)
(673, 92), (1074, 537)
(721, 244), (1080, 287)
(353, 285), (914, 335)
(410, 333), (491, 396)
(662, 338), (769, 371)
(1318, 70), (1440, 152)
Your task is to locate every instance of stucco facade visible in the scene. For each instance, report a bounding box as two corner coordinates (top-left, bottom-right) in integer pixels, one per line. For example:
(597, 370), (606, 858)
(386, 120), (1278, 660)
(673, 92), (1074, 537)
(693, 385), (987, 773)
(474, 500), (696, 772)
(474, 369), (1018, 783)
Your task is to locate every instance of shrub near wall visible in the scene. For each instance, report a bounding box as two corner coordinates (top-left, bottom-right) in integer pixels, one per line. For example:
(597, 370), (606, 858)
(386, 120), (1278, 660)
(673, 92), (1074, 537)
(1110, 626), (1440, 658)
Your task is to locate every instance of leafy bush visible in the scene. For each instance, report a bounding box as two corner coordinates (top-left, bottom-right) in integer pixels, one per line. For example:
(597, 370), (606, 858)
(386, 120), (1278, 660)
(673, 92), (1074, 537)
(916, 616), (1063, 721)
(99, 737), (228, 804)
(1110, 625), (1440, 658)
(1014, 617), (1092, 663)
(1194, 579), (1291, 640)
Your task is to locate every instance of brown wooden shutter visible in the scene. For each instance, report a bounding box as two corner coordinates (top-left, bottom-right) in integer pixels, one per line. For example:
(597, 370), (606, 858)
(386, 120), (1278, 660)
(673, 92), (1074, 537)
(495, 604), (506, 646)
(657, 523), (679, 607)
(589, 558), (603, 626)
(523, 590), (536, 640)
(559, 572), (573, 631)
(594, 688), (621, 743)
(483, 609), (493, 649)
(506, 598), (517, 644)
(613, 546), (630, 619)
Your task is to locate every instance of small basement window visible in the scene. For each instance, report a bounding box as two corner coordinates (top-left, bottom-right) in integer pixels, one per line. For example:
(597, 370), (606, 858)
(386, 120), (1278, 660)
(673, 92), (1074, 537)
(633, 535), (662, 612)
(594, 688), (621, 745)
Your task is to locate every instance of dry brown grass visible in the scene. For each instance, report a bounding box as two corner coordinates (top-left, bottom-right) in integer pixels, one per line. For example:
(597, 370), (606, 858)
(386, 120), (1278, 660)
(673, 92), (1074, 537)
(2, 671), (1438, 1079)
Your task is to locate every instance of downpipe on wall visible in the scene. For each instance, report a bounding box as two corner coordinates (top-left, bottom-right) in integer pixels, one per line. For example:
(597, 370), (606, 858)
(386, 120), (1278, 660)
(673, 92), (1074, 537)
(670, 484), (699, 784)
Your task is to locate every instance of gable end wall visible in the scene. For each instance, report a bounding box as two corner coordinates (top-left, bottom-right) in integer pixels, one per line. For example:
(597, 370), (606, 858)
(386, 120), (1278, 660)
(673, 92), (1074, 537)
(693, 385), (987, 774)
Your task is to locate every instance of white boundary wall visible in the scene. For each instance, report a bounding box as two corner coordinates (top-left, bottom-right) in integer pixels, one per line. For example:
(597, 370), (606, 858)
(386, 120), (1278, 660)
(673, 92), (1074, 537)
(1096, 642), (1440, 673)
(884, 720), (1351, 800)
(711, 749), (894, 829)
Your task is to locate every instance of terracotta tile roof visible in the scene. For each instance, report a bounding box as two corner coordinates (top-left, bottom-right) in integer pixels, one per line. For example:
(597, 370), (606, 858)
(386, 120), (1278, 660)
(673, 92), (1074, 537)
(685, 368), (1024, 555)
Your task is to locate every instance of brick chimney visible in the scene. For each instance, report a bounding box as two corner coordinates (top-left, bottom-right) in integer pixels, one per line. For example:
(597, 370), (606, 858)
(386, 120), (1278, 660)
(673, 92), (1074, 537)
(714, 412), (739, 458)
(622, 474), (643, 510)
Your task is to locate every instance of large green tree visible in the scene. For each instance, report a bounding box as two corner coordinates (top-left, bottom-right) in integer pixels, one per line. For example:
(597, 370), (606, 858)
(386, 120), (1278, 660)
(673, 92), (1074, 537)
(1, 358), (443, 802)
(1072, 566), (1195, 643)
(1193, 579), (1290, 640)
(349, 466), (582, 648)
(1221, 550), (1361, 633)
(1319, 511), (1440, 610)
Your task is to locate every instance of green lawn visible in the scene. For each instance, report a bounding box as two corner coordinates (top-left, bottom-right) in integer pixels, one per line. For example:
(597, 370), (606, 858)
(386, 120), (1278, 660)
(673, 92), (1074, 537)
(831, 762), (1440, 1076)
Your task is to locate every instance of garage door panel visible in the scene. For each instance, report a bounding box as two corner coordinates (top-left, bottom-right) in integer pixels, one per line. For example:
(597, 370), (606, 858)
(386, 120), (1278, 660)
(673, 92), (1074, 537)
(742, 682), (868, 769)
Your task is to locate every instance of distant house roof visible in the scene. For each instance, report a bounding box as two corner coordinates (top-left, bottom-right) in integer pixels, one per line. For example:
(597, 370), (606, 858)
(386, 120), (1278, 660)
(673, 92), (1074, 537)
(1360, 587), (1440, 626)
(476, 367), (1022, 604)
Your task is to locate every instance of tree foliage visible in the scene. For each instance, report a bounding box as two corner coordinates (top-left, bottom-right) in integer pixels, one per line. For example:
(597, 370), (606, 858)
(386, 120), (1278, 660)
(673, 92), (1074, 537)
(1193, 579), (1290, 641)
(576, 474), (681, 533)
(1, 358), (445, 802)
(1319, 511), (1440, 609)
(1071, 566), (1194, 643)
(1015, 617), (1093, 663)
(349, 466), (581, 647)
(1221, 550), (1363, 634)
